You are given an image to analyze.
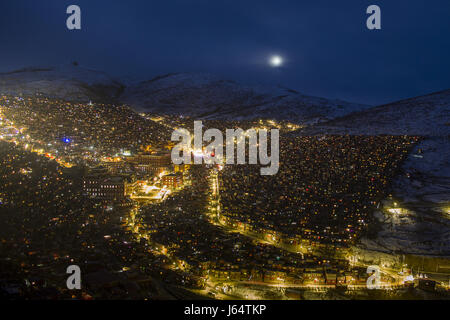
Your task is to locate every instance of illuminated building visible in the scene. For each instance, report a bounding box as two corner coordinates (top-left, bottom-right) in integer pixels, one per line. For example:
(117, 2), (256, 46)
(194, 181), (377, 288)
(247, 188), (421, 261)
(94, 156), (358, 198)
(174, 164), (189, 173)
(102, 158), (125, 174)
(161, 173), (183, 189)
(83, 175), (125, 201)
(128, 152), (171, 174)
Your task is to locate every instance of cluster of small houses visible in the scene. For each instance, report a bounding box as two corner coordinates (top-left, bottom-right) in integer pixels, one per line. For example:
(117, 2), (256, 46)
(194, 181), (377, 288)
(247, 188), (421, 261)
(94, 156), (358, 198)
(206, 265), (368, 285)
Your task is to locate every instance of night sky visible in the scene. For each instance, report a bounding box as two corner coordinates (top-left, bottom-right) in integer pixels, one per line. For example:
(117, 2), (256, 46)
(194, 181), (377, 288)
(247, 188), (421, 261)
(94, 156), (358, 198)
(0, 0), (449, 105)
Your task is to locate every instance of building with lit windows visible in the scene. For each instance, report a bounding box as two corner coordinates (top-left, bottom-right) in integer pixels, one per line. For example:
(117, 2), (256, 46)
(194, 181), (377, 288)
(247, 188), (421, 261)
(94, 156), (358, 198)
(83, 175), (125, 201)
(161, 173), (183, 189)
(127, 152), (171, 174)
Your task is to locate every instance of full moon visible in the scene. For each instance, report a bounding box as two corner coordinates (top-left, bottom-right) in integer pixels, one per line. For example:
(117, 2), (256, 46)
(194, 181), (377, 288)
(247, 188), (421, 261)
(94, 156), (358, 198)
(269, 55), (283, 67)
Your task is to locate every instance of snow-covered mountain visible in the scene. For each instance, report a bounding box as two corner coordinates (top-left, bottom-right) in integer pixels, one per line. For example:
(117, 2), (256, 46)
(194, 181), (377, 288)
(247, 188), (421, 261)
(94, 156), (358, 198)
(298, 89), (450, 136)
(119, 72), (370, 123)
(0, 67), (371, 123)
(0, 64), (124, 103)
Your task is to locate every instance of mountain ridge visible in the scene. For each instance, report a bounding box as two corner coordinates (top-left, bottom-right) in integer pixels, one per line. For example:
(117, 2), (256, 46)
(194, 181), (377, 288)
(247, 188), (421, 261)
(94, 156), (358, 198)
(0, 64), (125, 103)
(119, 71), (371, 123)
(295, 88), (450, 136)
(0, 65), (371, 123)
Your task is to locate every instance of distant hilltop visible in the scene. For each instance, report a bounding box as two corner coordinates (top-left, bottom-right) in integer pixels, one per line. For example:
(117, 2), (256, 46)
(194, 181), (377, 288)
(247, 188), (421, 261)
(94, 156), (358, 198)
(0, 64), (370, 124)
(1, 64), (449, 136)
(295, 88), (450, 136)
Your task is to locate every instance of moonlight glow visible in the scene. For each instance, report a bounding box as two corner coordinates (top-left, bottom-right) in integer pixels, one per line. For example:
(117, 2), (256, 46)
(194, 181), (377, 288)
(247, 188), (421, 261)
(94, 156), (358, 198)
(269, 55), (283, 67)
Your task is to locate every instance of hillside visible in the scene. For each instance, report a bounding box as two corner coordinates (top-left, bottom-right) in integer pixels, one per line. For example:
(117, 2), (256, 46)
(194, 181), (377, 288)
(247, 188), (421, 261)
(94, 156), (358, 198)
(0, 64), (125, 103)
(297, 89), (450, 136)
(294, 89), (450, 256)
(0, 66), (370, 123)
(120, 72), (370, 123)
